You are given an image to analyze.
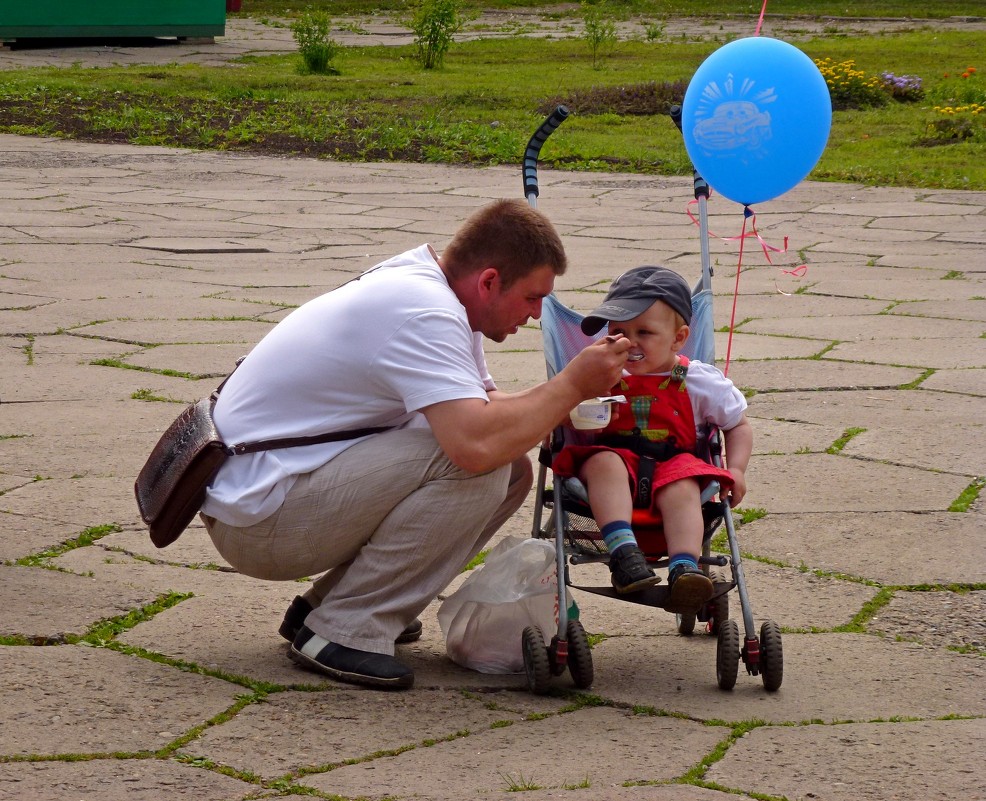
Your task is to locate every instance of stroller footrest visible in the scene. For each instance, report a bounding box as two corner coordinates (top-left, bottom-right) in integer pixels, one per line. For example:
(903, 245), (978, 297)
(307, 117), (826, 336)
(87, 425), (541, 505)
(569, 581), (732, 610)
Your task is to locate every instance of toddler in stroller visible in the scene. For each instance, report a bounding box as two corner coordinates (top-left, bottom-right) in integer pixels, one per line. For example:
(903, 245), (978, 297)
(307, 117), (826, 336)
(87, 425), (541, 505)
(551, 265), (752, 613)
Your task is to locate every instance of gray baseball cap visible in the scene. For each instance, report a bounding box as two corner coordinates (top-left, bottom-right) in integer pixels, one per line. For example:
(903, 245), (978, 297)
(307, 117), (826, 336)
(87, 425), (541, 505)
(581, 266), (692, 335)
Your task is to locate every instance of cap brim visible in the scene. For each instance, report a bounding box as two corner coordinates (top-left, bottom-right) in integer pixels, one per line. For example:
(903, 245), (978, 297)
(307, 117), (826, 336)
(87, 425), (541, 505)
(580, 298), (654, 335)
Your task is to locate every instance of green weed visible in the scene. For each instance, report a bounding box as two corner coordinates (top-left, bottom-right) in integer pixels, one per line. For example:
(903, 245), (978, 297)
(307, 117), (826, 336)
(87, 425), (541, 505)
(407, 0), (464, 69)
(581, 0), (619, 69)
(291, 10), (341, 74)
(948, 477), (984, 512)
(500, 771), (543, 791)
(827, 427), (867, 454)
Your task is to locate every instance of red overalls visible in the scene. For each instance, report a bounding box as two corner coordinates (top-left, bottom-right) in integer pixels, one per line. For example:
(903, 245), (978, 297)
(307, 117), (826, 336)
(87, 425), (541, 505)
(552, 357), (734, 523)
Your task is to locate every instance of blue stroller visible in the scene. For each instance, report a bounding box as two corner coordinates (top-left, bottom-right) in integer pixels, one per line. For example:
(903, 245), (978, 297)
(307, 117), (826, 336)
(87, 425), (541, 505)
(521, 107), (783, 694)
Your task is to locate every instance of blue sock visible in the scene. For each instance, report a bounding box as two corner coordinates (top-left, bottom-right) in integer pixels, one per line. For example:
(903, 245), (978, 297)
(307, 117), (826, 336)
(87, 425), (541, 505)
(668, 553), (699, 572)
(601, 520), (636, 555)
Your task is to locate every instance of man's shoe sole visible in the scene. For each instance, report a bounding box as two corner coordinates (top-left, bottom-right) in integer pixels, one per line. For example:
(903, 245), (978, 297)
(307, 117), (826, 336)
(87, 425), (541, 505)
(290, 628), (414, 689)
(289, 646), (414, 689)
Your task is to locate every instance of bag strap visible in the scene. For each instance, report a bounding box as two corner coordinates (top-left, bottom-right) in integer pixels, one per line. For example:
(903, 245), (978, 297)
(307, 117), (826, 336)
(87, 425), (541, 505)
(228, 425), (393, 456)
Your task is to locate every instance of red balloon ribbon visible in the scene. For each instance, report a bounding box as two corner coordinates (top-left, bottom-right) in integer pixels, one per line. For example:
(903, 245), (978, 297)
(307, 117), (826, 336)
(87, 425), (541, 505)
(755, 0), (769, 36)
(686, 199), (808, 376)
(686, 199), (808, 277)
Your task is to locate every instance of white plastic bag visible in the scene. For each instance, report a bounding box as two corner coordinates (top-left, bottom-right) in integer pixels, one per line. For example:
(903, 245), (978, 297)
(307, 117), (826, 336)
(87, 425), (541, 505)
(438, 536), (558, 674)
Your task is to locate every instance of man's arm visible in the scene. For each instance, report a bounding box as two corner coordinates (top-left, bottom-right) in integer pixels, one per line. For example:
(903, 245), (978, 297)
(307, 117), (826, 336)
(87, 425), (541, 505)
(423, 336), (630, 474)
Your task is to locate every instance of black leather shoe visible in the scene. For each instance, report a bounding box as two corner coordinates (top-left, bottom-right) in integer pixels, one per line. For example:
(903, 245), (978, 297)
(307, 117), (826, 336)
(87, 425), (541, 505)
(279, 595), (423, 645)
(290, 626), (414, 689)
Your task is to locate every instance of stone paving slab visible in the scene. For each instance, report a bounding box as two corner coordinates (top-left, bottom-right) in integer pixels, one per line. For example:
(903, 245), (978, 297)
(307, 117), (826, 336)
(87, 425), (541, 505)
(187, 688), (562, 781)
(0, 760), (258, 801)
(826, 336), (986, 369)
(0, 475), (146, 529)
(590, 634), (986, 724)
(2, 646), (244, 755)
(727, 359), (922, 393)
(889, 298), (986, 322)
(298, 706), (725, 799)
(0, 564), (154, 642)
(921, 367), (986, 395)
(744, 454), (972, 514)
(0, 512), (85, 563)
(706, 719), (986, 801)
(739, 509), (986, 586)
(869, 589), (986, 651)
(748, 417), (845, 455)
(742, 313), (985, 342)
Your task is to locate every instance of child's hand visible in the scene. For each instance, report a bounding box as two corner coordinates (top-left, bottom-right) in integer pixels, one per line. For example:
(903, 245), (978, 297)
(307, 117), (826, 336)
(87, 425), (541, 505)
(727, 468), (747, 507)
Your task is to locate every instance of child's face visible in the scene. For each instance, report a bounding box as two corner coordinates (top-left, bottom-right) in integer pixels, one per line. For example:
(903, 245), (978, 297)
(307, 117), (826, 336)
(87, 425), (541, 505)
(607, 299), (689, 374)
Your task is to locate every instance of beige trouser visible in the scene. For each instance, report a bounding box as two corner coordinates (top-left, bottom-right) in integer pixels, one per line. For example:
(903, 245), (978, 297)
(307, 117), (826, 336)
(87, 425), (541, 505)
(204, 428), (532, 655)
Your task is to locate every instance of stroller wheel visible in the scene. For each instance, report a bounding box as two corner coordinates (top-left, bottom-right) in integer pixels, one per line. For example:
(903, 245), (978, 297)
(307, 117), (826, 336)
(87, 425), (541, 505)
(522, 625), (552, 695)
(759, 620), (784, 692)
(716, 618), (740, 691)
(566, 619), (594, 690)
(676, 612), (697, 636)
(709, 568), (730, 635)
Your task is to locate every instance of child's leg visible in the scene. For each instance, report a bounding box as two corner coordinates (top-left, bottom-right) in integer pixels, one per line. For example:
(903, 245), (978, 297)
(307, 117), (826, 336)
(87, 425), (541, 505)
(579, 451), (658, 593)
(654, 477), (713, 613)
(654, 477), (704, 560)
(579, 450), (633, 528)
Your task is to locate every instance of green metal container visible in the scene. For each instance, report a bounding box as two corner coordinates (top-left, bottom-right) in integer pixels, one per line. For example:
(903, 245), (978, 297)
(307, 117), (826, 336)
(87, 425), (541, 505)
(0, 0), (226, 41)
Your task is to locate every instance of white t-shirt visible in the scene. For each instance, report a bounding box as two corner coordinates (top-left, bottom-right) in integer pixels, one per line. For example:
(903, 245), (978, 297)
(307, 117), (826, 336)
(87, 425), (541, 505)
(202, 244), (494, 526)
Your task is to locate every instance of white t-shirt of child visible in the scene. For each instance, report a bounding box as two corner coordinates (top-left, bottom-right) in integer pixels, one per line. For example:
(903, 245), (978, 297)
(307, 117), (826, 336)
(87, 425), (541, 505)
(673, 359), (747, 433)
(202, 244), (494, 527)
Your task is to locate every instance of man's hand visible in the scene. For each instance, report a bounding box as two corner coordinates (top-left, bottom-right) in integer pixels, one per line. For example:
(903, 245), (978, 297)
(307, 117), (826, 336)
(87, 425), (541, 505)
(560, 334), (630, 399)
(425, 336), (630, 474)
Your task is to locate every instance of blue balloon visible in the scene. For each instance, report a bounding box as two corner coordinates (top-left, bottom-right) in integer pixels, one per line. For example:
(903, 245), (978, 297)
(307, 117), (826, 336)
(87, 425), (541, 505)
(681, 37), (832, 206)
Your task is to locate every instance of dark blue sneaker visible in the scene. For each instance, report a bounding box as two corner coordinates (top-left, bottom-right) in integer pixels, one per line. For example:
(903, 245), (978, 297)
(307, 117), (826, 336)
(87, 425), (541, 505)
(609, 545), (661, 594)
(278, 595), (422, 645)
(666, 563), (714, 614)
(290, 626), (414, 689)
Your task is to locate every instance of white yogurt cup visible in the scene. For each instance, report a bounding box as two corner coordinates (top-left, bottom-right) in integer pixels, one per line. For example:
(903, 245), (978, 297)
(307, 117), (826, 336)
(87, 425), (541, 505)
(568, 395), (626, 430)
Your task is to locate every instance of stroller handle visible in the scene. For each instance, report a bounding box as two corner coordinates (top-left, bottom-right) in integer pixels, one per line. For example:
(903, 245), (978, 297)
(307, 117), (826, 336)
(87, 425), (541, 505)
(669, 104), (710, 200)
(523, 105), (569, 206)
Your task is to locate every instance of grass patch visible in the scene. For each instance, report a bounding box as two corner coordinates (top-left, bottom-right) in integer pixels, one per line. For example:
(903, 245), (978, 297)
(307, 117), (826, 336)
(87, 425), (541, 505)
(826, 427), (867, 454)
(131, 388), (184, 403)
(948, 477), (985, 512)
(15, 524), (121, 568)
(0, 29), (983, 189)
(734, 506), (767, 525)
(80, 591), (193, 645)
(91, 358), (204, 380)
(463, 549), (488, 570)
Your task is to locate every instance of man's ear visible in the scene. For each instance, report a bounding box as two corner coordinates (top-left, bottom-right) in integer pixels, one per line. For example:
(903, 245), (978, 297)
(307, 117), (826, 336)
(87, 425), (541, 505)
(476, 267), (500, 297)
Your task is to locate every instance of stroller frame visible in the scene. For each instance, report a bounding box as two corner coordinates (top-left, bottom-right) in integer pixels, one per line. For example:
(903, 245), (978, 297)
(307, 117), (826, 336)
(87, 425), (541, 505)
(520, 106), (783, 694)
